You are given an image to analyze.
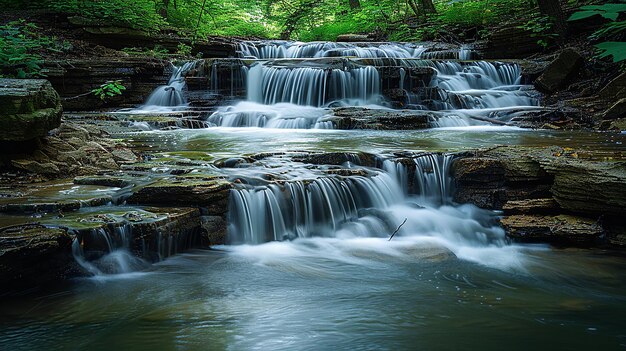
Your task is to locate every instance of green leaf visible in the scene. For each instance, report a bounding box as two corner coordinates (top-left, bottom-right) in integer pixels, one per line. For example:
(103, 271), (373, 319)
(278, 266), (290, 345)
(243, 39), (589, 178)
(595, 41), (626, 62)
(568, 11), (601, 21)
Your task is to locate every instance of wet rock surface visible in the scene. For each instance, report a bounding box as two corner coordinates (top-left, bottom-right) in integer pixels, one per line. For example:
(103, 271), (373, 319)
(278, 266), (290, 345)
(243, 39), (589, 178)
(453, 146), (626, 245)
(330, 107), (433, 130)
(501, 214), (603, 244)
(1, 121), (139, 178)
(0, 226), (76, 291)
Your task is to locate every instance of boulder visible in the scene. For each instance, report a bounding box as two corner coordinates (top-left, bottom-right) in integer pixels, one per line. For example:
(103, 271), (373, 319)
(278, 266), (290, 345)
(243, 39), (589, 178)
(542, 159), (626, 216)
(0, 79), (62, 141)
(534, 49), (585, 94)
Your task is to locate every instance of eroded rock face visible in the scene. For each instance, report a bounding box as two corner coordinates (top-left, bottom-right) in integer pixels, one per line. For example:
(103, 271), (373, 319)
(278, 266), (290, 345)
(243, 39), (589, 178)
(0, 79), (62, 141)
(453, 146), (626, 245)
(44, 58), (170, 111)
(5, 122), (139, 178)
(501, 214), (603, 244)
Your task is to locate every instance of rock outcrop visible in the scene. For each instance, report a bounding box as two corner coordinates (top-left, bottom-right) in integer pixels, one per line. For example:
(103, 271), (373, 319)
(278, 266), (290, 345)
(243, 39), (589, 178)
(2, 121), (139, 178)
(44, 58), (170, 111)
(453, 146), (626, 245)
(0, 79), (62, 141)
(0, 226), (75, 292)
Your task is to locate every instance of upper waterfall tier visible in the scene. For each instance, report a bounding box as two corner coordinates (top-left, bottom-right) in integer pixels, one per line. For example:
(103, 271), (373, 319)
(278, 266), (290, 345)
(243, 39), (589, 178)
(239, 41), (429, 59)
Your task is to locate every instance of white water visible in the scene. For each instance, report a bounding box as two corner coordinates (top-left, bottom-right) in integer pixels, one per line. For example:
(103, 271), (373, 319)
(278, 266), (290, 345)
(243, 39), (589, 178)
(238, 41), (430, 59)
(245, 63), (381, 106)
(226, 153), (531, 271)
(138, 61), (198, 112)
(71, 225), (149, 276)
(207, 101), (333, 128)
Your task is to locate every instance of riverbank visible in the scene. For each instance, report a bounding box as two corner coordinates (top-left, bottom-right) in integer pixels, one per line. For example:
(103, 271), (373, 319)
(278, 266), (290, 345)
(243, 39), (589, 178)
(0, 12), (625, 295)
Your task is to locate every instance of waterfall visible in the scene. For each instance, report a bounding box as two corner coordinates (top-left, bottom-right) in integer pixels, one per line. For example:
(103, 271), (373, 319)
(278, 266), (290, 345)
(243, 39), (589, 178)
(228, 172), (404, 244)
(207, 101), (333, 128)
(71, 224), (148, 276)
(140, 61), (198, 111)
(227, 153), (466, 245)
(238, 41), (429, 59)
(245, 63), (381, 107)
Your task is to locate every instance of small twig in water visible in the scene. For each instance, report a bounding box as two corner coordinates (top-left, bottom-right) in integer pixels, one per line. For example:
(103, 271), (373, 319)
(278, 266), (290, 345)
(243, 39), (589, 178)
(388, 218), (407, 241)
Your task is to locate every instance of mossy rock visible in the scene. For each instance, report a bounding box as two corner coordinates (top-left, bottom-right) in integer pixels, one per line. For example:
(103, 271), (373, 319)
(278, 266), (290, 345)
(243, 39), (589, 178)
(0, 79), (62, 141)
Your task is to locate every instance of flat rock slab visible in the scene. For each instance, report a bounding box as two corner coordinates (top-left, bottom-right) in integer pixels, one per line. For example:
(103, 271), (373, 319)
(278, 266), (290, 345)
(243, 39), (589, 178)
(0, 79), (62, 141)
(127, 178), (232, 215)
(501, 214), (603, 244)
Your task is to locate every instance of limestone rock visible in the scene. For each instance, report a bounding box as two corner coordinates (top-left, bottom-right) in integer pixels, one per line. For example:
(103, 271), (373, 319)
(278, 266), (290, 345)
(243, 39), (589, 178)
(331, 107), (433, 130)
(201, 215), (227, 245)
(543, 159), (626, 216)
(0, 79), (62, 141)
(501, 214), (602, 243)
(502, 198), (559, 215)
(127, 178), (232, 214)
(534, 49), (585, 94)
(294, 152), (378, 167)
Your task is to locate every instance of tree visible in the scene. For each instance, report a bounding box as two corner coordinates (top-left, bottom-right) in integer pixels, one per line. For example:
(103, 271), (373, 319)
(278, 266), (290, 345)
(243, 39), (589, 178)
(537, 0), (567, 35)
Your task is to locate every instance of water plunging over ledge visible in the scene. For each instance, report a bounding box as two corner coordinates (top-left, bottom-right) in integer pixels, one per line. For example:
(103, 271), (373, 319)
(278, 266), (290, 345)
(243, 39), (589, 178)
(4, 40), (625, 351)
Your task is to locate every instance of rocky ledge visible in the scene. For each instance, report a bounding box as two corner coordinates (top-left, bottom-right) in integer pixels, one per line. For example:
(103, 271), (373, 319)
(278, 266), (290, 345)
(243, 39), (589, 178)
(0, 79), (62, 142)
(453, 146), (626, 246)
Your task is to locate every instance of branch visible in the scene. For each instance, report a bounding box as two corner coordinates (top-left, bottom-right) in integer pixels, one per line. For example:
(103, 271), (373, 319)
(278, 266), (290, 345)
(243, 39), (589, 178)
(388, 218), (408, 241)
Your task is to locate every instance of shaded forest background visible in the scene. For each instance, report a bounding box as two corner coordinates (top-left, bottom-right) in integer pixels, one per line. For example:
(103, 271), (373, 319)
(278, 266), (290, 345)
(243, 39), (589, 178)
(2, 0), (618, 42)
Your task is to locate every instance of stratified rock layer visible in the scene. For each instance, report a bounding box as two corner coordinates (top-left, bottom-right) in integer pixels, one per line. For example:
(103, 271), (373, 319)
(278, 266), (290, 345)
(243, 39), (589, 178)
(0, 79), (62, 141)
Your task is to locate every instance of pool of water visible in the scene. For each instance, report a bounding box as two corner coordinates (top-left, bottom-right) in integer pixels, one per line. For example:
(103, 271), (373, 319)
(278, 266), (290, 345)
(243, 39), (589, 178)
(1, 243), (625, 350)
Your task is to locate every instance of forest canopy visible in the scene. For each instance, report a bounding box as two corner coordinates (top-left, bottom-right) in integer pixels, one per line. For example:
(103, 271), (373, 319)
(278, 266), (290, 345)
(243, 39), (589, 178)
(4, 0), (574, 41)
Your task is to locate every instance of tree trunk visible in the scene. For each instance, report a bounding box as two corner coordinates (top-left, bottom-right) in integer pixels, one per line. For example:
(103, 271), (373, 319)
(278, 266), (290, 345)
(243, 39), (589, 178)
(159, 0), (170, 19)
(407, 0), (422, 17)
(349, 0), (361, 9)
(420, 0), (436, 14)
(537, 0), (567, 36)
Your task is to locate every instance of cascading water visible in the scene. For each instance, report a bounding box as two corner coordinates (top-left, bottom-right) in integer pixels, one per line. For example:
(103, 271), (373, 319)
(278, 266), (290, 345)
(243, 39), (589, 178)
(227, 153), (512, 268)
(71, 224), (148, 276)
(245, 63), (381, 106)
(139, 61), (199, 111)
(238, 41), (430, 59)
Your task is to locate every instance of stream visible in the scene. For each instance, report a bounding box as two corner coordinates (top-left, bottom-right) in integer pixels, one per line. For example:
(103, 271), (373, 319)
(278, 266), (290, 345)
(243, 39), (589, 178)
(1, 40), (625, 350)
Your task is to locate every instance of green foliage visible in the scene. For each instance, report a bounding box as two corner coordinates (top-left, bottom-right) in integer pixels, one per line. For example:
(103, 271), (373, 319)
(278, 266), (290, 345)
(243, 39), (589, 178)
(595, 42), (626, 62)
(176, 43), (192, 57)
(569, 2), (626, 62)
(0, 20), (72, 78)
(568, 3), (626, 21)
(30, 0), (166, 32)
(91, 81), (126, 101)
(517, 15), (558, 48)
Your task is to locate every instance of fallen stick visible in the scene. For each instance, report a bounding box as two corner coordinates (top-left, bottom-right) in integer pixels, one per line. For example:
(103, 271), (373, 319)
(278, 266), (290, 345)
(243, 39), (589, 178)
(388, 218), (408, 241)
